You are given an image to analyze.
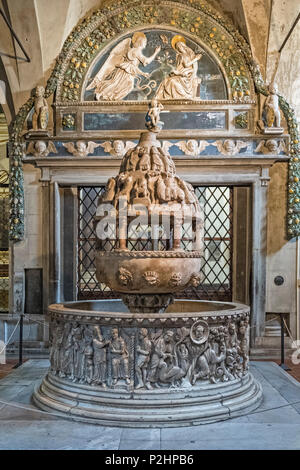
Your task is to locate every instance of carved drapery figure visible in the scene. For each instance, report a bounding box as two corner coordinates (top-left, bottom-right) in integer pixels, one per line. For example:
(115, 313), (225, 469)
(237, 319), (249, 372)
(110, 328), (130, 385)
(135, 328), (152, 389)
(50, 322), (64, 374)
(86, 32), (160, 101)
(156, 35), (202, 100)
(60, 325), (75, 379)
(70, 322), (83, 381)
(84, 336), (94, 384)
(92, 326), (109, 386)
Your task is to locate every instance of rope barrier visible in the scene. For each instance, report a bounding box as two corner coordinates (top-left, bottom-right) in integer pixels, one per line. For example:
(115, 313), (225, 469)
(0, 316), (21, 355)
(283, 317), (294, 342)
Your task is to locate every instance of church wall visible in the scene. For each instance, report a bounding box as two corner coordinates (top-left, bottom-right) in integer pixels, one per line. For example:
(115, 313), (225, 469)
(264, 0), (300, 342)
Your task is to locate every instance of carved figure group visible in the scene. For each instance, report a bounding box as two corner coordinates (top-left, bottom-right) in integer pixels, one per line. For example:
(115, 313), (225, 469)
(99, 131), (200, 213)
(86, 32), (161, 101)
(50, 323), (130, 387)
(50, 317), (249, 390)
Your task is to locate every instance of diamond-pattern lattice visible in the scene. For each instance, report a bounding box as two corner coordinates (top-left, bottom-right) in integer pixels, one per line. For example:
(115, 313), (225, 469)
(77, 186), (232, 301)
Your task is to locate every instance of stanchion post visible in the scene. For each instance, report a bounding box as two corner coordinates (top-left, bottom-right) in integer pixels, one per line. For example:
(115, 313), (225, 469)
(13, 313), (24, 369)
(279, 313), (291, 371)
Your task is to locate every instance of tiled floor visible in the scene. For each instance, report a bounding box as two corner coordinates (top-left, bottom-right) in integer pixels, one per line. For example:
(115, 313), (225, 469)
(0, 360), (300, 449)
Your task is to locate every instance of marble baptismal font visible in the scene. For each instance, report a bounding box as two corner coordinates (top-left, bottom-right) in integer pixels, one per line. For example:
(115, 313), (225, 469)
(33, 103), (262, 426)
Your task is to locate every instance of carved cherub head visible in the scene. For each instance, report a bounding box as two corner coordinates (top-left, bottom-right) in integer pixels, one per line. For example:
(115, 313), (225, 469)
(223, 139), (235, 153)
(35, 85), (45, 97)
(186, 140), (198, 154)
(268, 82), (278, 94)
(266, 139), (278, 152)
(77, 141), (87, 152)
(35, 140), (47, 154)
(113, 140), (125, 155)
(150, 98), (158, 108)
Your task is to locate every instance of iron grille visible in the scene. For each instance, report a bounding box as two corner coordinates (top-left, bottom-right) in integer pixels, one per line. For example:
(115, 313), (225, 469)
(77, 185), (233, 301)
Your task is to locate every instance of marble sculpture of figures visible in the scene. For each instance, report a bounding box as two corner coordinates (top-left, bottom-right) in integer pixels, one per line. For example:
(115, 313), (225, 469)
(100, 140), (135, 157)
(98, 120), (199, 213)
(63, 141), (100, 157)
(110, 328), (130, 386)
(86, 32), (161, 101)
(27, 140), (57, 158)
(156, 35), (202, 100)
(32, 85), (49, 130)
(135, 328), (152, 389)
(92, 326), (109, 386)
(49, 316), (249, 389)
(263, 82), (281, 128)
(148, 330), (184, 386)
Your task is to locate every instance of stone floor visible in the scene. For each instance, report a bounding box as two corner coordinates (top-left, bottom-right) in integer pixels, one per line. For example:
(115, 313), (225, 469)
(0, 360), (300, 450)
(0, 359), (19, 379)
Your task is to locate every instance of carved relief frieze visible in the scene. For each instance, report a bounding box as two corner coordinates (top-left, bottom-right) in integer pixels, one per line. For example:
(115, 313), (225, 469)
(49, 312), (250, 390)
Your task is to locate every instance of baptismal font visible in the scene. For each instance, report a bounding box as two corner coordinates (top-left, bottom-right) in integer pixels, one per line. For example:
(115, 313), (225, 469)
(33, 102), (262, 426)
